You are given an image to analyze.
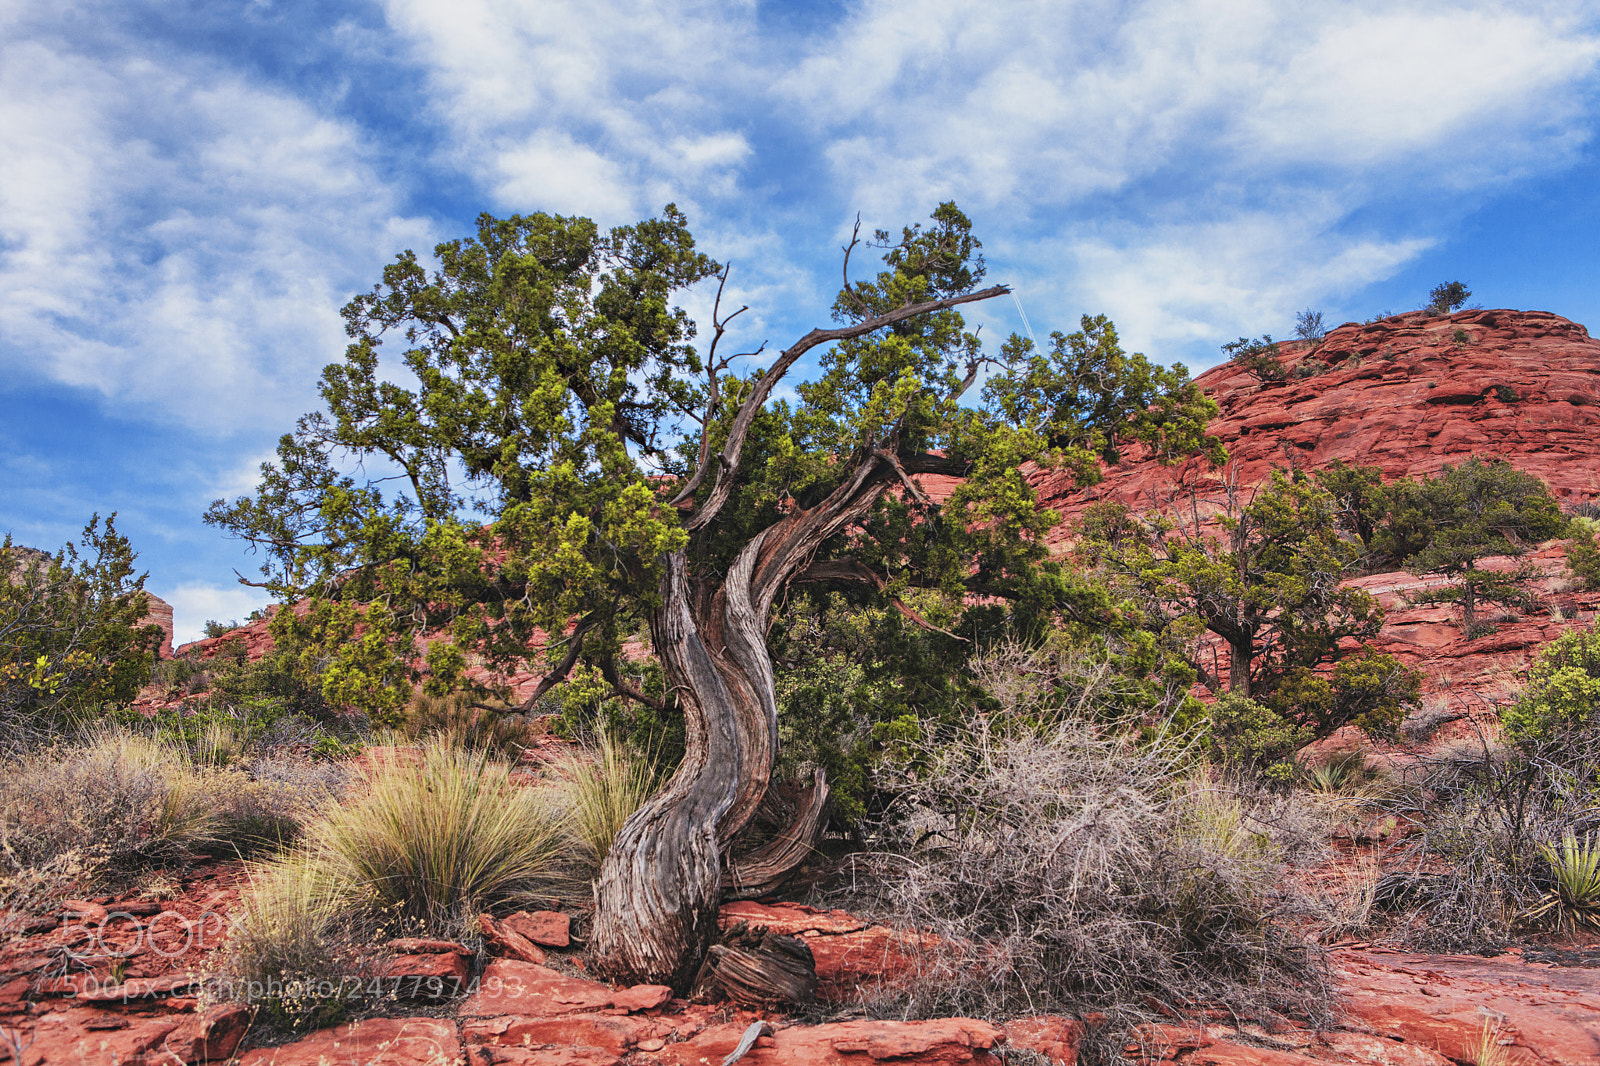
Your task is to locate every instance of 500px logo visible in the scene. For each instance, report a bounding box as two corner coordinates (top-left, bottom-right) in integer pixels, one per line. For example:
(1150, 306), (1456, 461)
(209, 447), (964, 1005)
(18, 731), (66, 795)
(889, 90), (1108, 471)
(59, 908), (238, 960)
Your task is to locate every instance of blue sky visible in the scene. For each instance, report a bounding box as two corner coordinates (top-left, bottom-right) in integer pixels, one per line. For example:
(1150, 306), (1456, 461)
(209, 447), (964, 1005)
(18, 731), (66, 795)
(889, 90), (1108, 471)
(4, 0), (1600, 644)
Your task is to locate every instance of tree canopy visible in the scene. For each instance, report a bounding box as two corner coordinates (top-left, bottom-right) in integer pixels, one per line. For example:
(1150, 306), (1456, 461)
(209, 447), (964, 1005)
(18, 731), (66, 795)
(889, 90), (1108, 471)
(207, 204), (1220, 727)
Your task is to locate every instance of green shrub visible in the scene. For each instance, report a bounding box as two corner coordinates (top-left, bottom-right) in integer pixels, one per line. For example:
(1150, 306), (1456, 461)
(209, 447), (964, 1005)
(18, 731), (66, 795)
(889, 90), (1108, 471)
(1565, 523), (1600, 590)
(1222, 335), (1287, 383)
(1501, 624), (1600, 750)
(0, 517), (162, 751)
(1203, 692), (1310, 783)
(404, 690), (534, 758)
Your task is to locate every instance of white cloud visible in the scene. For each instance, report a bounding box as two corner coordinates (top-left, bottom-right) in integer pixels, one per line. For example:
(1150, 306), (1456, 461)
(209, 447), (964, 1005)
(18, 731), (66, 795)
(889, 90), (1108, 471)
(0, 24), (435, 434)
(383, 0), (760, 223)
(165, 581), (274, 647)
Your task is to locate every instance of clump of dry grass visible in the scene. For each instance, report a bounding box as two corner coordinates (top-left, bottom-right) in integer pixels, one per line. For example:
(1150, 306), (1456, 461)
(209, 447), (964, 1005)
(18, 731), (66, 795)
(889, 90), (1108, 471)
(830, 718), (1331, 1064)
(0, 726), (220, 892)
(544, 729), (659, 880)
(218, 738), (574, 1026)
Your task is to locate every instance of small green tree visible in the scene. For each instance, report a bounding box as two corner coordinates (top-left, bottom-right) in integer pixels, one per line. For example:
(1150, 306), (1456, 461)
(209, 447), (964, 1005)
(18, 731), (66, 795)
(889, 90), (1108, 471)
(1405, 460), (1567, 634)
(1426, 281), (1471, 314)
(0, 515), (161, 748)
(1079, 468), (1381, 701)
(1222, 335), (1286, 383)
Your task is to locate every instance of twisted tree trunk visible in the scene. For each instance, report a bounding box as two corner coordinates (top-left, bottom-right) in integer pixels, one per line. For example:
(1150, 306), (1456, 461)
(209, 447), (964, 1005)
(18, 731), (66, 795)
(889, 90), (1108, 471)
(591, 475), (889, 987)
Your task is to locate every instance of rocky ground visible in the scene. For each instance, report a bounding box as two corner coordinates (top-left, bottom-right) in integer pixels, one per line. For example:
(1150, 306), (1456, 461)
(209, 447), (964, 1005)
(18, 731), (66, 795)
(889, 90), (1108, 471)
(2, 884), (1595, 1065)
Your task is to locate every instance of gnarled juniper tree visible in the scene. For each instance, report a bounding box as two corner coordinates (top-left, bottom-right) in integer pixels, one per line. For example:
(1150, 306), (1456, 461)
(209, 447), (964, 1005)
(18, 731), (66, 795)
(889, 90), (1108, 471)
(206, 202), (1220, 987)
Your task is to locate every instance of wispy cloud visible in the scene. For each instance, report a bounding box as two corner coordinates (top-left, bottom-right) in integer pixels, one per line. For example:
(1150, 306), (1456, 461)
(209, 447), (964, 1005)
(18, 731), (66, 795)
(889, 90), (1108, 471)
(0, 15), (434, 434)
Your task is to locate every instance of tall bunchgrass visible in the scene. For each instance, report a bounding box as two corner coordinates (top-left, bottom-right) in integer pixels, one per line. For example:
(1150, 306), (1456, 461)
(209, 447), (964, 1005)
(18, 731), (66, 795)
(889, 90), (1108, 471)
(545, 730), (659, 879)
(308, 740), (572, 929)
(222, 858), (371, 1028)
(223, 736), (572, 1019)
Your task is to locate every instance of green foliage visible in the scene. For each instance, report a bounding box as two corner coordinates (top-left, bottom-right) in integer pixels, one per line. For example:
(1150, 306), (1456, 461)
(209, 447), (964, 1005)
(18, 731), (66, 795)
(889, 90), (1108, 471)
(1501, 623), (1600, 750)
(1530, 833), (1600, 932)
(0, 516), (161, 748)
(1426, 281), (1471, 314)
(1267, 650), (1421, 743)
(1565, 523), (1600, 590)
(1404, 460), (1567, 633)
(1201, 692), (1309, 783)
(207, 202), (1223, 785)
(1080, 469), (1380, 703)
(403, 690), (533, 758)
(1222, 335), (1286, 383)
(203, 619), (238, 638)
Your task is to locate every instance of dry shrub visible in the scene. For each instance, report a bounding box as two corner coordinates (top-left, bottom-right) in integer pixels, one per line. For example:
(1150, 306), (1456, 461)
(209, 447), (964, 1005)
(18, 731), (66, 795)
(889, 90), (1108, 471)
(544, 729), (659, 880)
(0, 726), (219, 893)
(830, 719), (1331, 1061)
(1379, 719), (1600, 950)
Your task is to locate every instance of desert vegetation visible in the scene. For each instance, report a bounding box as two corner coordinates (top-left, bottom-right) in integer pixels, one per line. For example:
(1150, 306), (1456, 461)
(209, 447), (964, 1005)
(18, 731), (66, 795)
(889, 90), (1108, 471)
(3, 205), (1599, 1065)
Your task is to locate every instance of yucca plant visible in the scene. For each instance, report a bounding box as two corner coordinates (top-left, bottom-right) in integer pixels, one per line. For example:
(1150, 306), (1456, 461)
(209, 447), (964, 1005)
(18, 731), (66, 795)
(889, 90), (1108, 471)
(1524, 832), (1600, 932)
(1300, 749), (1367, 795)
(546, 730), (660, 879)
(308, 739), (572, 931)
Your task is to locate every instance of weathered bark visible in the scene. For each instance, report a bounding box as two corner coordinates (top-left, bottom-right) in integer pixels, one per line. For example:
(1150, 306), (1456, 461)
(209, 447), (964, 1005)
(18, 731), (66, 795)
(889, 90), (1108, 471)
(722, 768), (830, 900)
(690, 923), (817, 1007)
(591, 460), (892, 987)
(590, 283), (1011, 989)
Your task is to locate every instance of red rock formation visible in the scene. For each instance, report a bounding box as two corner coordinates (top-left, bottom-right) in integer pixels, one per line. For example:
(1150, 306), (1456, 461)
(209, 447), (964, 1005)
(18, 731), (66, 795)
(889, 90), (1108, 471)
(1026, 309), (1600, 536)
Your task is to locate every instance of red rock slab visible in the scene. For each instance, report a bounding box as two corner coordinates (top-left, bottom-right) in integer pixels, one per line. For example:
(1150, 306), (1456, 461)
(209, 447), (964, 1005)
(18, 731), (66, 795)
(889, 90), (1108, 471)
(1003, 1016), (1083, 1064)
(647, 1017), (1004, 1065)
(1312, 1032), (1455, 1066)
(238, 1016), (460, 1066)
(805, 926), (932, 1003)
(462, 1011), (656, 1052)
(502, 910), (570, 948)
(718, 902), (869, 936)
(160, 1003), (254, 1064)
(1, 1007), (181, 1066)
(609, 983), (672, 1012)
(466, 1046), (622, 1066)
(1336, 950), (1600, 1065)
(458, 959), (668, 1019)
(480, 913), (548, 964)
(58, 900), (109, 924)
(74, 973), (200, 1003)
